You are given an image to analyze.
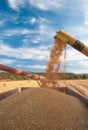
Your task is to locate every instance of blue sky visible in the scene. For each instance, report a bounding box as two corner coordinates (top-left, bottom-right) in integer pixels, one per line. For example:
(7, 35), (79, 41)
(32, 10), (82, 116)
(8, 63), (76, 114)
(0, 0), (88, 73)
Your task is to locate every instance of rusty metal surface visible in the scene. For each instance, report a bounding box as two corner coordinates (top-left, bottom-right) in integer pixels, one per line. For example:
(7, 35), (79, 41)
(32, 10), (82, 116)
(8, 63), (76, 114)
(0, 64), (45, 81)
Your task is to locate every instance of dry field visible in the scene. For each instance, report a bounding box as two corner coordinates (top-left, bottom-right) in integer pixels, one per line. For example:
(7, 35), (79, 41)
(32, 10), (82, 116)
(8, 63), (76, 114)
(0, 79), (88, 97)
(0, 80), (40, 93)
(58, 79), (88, 97)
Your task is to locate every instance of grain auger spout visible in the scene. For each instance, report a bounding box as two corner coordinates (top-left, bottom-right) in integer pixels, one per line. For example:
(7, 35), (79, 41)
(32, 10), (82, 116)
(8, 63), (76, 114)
(54, 30), (88, 56)
(0, 64), (45, 87)
(41, 30), (88, 88)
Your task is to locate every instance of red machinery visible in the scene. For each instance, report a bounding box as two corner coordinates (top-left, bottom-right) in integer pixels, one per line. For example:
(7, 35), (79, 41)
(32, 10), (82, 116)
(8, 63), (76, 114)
(0, 64), (45, 86)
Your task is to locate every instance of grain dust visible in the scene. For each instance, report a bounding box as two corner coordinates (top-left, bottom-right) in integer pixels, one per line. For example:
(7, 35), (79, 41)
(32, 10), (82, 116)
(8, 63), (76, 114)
(43, 38), (66, 87)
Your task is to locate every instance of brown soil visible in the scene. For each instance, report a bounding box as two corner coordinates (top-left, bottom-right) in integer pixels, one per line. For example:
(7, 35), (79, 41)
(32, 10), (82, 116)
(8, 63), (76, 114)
(0, 87), (88, 130)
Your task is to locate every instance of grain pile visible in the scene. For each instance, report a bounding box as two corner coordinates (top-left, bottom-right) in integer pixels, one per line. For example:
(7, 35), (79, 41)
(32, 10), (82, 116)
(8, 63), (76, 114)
(0, 88), (88, 130)
(43, 38), (66, 87)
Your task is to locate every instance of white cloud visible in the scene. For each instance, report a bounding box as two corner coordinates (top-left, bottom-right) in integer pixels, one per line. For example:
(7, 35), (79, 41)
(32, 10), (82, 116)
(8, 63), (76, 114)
(0, 42), (50, 60)
(25, 17), (53, 43)
(30, 22), (55, 44)
(66, 48), (88, 61)
(83, 0), (88, 25)
(1, 16), (54, 37)
(8, 0), (25, 11)
(7, 0), (88, 22)
(0, 58), (15, 64)
(29, 16), (50, 25)
(29, 17), (36, 25)
(65, 47), (88, 74)
(71, 69), (88, 74)
(2, 28), (32, 37)
(28, 0), (85, 18)
(64, 25), (88, 39)
(77, 60), (88, 68)
(7, 0), (73, 12)
(25, 65), (46, 69)
(0, 13), (19, 26)
(62, 1), (88, 38)
(1, 20), (54, 45)
(29, 0), (62, 11)
(38, 17), (50, 23)
(7, 0), (64, 12)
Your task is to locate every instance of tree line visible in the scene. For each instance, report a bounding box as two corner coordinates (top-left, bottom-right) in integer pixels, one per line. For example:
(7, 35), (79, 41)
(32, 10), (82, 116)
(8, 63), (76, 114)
(0, 72), (88, 80)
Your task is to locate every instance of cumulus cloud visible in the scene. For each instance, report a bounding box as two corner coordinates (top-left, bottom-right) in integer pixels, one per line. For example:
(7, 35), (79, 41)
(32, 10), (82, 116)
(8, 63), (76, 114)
(0, 42), (50, 60)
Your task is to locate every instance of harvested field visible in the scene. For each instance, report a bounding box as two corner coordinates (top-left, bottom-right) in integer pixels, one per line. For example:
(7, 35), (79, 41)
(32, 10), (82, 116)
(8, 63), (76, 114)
(0, 87), (88, 130)
(0, 79), (88, 97)
(0, 80), (40, 93)
(65, 79), (88, 97)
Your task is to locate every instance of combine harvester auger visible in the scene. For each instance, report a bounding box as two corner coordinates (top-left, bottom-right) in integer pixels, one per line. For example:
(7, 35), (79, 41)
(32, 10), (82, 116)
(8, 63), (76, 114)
(54, 30), (88, 56)
(43, 30), (88, 88)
